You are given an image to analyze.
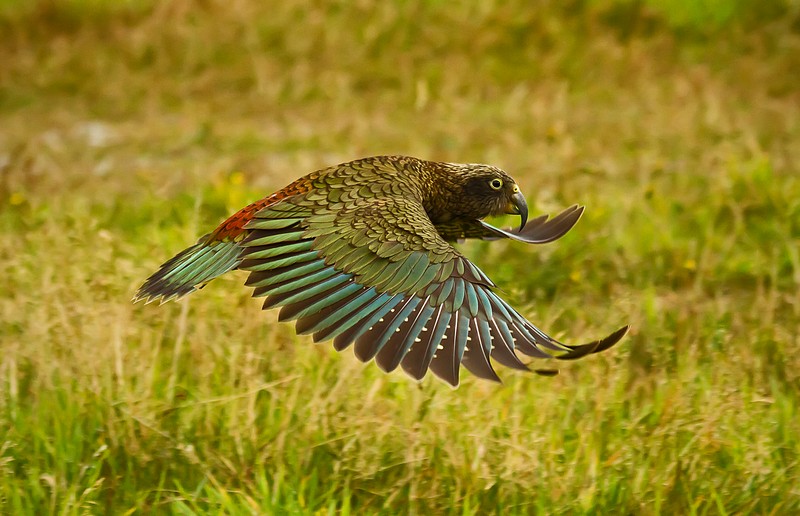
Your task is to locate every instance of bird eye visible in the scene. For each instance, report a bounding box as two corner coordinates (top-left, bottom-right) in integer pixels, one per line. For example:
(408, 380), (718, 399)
(489, 178), (503, 190)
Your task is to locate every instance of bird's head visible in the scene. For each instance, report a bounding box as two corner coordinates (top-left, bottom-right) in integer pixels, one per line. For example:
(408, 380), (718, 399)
(446, 163), (529, 231)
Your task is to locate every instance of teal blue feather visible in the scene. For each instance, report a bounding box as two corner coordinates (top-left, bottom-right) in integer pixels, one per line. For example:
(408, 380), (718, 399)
(243, 249), (319, 271)
(354, 297), (421, 361)
(251, 260), (327, 286)
(429, 311), (470, 385)
(249, 266), (340, 295)
(477, 319), (492, 354)
(375, 302), (435, 373)
(294, 287), (378, 334)
(434, 280), (453, 307)
(260, 273), (352, 309)
(156, 245), (214, 281)
(400, 306), (450, 380)
(455, 312), (470, 359)
(460, 318), (500, 382)
(319, 291), (399, 345)
(494, 319), (516, 351)
(487, 291), (514, 322)
(132, 240), (242, 303)
(464, 282), (479, 317)
(450, 280), (465, 312)
(279, 282), (364, 322)
(324, 294), (406, 347)
(475, 287), (493, 319)
(487, 319), (529, 371)
(243, 240), (314, 260)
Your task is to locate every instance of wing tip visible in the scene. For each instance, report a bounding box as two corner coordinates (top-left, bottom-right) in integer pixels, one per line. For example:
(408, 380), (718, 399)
(557, 324), (629, 361)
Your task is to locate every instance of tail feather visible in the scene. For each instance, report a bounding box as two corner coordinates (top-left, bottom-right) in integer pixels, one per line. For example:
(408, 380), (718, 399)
(133, 239), (243, 304)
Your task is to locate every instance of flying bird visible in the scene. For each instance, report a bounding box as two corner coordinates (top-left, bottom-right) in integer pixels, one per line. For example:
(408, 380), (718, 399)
(134, 155), (627, 386)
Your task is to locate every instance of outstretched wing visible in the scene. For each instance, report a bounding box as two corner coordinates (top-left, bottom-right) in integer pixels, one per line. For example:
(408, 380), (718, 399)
(240, 194), (625, 386)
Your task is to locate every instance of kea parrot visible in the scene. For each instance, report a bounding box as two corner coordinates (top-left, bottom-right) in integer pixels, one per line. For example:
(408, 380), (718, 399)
(134, 155), (627, 386)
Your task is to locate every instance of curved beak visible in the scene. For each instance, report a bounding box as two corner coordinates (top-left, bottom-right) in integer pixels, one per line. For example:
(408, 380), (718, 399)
(505, 191), (528, 231)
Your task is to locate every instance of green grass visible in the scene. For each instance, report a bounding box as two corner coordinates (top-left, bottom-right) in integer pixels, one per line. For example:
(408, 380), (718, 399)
(1, 0), (799, 513)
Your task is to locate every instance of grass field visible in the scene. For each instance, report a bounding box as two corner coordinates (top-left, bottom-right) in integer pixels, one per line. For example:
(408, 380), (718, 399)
(1, 0), (799, 513)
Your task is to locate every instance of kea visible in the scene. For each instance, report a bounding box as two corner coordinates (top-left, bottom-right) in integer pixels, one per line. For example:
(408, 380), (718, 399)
(134, 155), (627, 386)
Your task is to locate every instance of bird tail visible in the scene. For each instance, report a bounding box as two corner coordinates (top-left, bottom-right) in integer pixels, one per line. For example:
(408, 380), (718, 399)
(132, 237), (243, 304)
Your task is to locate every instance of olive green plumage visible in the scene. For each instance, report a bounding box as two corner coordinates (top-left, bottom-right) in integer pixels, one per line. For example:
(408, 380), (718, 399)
(134, 155), (627, 386)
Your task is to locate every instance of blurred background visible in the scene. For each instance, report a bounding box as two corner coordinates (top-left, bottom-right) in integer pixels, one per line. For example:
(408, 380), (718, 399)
(1, 0), (799, 513)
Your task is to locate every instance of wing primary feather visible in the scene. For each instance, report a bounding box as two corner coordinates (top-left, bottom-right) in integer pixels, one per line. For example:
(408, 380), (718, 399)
(157, 245), (221, 286)
(450, 280), (465, 312)
(460, 318), (501, 382)
(428, 311), (470, 386)
(169, 244), (238, 288)
(243, 259), (327, 286)
(556, 325), (629, 360)
(240, 249), (320, 271)
(475, 287), (494, 319)
(401, 306), (451, 381)
(245, 229), (307, 246)
(485, 293), (562, 352)
(433, 280), (454, 307)
(250, 266), (342, 296)
(375, 298), (435, 373)
(353, 297), (421, 362)
(278, 281), (364, 322)
(294, 286), (377, 335)
(329, 294), (407, 350)
(508, 322), (552, 358)
(488, 319), (530, 371)
(261, 273), (353, 310)
(241, 239), (314, 259)
(315, 291), (397, 344)
(510, 317), (566, 352)
(486, 291), (515, 323)
(153, 245), (214, 283)
(464, 282), (479, 317)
